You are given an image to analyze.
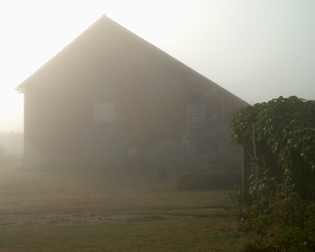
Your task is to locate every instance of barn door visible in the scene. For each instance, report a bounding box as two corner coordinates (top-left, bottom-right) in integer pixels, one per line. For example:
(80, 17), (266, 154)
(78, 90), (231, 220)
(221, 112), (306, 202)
(81, 122), (127, 169)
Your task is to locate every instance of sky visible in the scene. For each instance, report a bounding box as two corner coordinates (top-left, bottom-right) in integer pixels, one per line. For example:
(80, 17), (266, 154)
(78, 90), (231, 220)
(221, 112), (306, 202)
(0, 0), (314, 133)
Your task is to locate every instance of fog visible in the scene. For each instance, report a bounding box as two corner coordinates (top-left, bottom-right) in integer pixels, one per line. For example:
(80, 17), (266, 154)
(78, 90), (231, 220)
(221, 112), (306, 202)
(0, 132), (24, 154)
(1, 0), (315, 133)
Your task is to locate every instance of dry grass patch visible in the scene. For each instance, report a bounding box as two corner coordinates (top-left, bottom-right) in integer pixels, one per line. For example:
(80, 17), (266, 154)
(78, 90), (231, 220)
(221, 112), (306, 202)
(0, 165), (241, 251)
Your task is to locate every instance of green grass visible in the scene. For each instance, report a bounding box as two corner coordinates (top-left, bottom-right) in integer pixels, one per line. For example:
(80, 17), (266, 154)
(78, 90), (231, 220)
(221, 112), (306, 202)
(0, 163), (242, 252)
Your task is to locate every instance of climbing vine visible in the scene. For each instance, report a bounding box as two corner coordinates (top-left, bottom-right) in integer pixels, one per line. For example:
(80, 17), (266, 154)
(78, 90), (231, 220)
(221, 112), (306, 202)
(229, 96), (315, 251)
(230, 96), (315, 197)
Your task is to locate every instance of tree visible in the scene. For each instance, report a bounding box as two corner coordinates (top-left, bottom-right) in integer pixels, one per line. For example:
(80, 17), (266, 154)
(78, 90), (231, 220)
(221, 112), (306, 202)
(230, 96), (315, 198)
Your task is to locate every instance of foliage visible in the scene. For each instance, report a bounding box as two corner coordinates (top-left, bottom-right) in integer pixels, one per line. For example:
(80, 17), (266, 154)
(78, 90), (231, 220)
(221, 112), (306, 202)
(229, 96), (315, 251)
(231, 159), (315, 251)
(230, 96), (315, 198)
(236, 191), (315, 251)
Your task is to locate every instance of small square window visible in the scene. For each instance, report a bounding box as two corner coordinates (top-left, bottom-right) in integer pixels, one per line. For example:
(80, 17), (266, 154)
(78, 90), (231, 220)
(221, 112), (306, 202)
(94, 86), (116, 103)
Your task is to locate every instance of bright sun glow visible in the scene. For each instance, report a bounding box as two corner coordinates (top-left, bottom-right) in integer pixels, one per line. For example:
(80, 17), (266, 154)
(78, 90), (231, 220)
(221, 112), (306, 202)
(0, 0), (189, 133)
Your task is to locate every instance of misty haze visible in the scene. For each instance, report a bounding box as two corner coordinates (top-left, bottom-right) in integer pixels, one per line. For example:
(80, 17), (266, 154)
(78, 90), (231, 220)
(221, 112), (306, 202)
(0, 1), (314, 251)
(0, 14), (247, 252)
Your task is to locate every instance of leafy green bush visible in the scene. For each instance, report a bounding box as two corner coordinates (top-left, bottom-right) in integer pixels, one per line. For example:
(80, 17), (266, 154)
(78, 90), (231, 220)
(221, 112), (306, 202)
(235, 191), (315, 251)
(229, 97), (315, 251)
(230, 96), (315, 199)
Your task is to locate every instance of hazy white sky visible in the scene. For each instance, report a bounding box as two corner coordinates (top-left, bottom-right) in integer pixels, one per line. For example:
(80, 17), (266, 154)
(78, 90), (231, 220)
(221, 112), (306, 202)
(0, 0), (314, 132)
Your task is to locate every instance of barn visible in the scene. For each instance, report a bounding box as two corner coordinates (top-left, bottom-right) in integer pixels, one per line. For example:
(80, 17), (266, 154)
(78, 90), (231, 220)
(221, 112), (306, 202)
(16, 15), (248, 184)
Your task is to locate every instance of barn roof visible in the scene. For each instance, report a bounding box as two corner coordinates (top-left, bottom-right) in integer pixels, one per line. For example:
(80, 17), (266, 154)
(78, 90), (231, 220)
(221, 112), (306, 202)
(16, 15), (248, 105)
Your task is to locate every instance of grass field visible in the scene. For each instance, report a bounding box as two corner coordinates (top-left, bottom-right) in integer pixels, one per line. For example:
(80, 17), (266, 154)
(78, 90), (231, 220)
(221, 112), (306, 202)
(0, 161), (242, 252)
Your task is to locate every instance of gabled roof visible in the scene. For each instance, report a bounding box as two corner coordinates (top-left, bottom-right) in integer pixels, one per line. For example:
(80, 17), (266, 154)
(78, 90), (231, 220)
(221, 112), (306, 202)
(16, 15), (248, 105)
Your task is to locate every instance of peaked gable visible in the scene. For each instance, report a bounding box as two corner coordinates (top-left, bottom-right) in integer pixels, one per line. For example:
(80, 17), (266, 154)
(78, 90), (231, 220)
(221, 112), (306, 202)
(16, 15), (247, 106)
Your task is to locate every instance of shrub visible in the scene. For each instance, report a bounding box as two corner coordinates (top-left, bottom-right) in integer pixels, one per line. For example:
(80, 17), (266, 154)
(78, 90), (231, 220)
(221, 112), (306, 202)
(230, 96), (315, 199)
(230, 150), (315, 251)
(236, 192), (315, 251)
(229, 97), (315, 251)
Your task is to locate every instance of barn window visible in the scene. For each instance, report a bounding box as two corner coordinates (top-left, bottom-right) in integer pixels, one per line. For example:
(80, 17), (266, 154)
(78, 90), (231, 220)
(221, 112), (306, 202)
(187, 93), (205, 122)
(94, 86), (116, 102)
(93, 86), (116, 122)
